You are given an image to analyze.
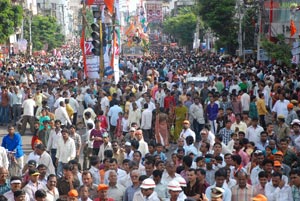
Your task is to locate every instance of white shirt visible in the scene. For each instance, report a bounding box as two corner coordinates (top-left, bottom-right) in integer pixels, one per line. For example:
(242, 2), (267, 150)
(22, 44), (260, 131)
(141, 109), (152, 130)
(250, 166), (263, 186)
(54, 106), (72, 125)
(265, 182), (293, 201)
(246, 125), (264, 144)
(56, 137), (76, 163)
(47, 129), (62, 150)
(0, 146), (9, 169)
(4, 190), (30, 201)
(138, 139), (149, 157)
(100, 96), (110, 114)
(38, 151), (55, 175)
(104, 168), (127, 184)
(272, 99), (290, 118)
(43, 185), (59, 201)
(22, 98), (36, 116)
(241, 93), (250, 111)
(179, 128), (196, 146)
(69, 97), (80, 113)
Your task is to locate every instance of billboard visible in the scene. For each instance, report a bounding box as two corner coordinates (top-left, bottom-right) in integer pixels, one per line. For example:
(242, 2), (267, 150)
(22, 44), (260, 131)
(145, 3), (162, 23)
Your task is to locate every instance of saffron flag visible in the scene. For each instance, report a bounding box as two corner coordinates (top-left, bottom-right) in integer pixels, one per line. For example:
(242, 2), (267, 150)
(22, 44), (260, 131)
(290, 19), (296, 37)
(86, 0), (95, 5)
(104, 0), (114, 14)
(125, 23), (135, 36)
(80, 30), (87, 77)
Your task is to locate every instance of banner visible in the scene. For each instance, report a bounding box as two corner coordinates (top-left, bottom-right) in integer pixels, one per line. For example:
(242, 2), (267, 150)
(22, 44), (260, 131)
(85, 41), (100, 79)
(145, 3), (162, 23)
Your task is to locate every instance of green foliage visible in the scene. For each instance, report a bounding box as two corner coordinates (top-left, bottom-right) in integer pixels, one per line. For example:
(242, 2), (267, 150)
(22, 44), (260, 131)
(78, 7), (94, 37)
(24, 15), (65, 51)
(198, 0), (237, 53)
(163, 11), (197, 47)
(242, 7), (256, 50)
(261, 34), (292, 66)
(0, 0), (23, 43)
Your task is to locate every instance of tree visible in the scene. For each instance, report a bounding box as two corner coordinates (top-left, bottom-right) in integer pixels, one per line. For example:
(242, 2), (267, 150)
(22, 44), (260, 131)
(242, 7), (257, 50)
(0, 0), (23, 44)
(163, 9), (197, 48)
(24, 15), (65, 51)
(261, 34), (292, 66)
(198, 0), (237, 53)
(78, 7), (94, 37)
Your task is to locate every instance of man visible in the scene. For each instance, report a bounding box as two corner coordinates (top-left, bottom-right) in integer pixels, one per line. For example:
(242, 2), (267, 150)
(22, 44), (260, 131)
(34, 189), (47, 201)
(246, 117), (264, 144)
(253, 171), (268, 196)
(56, 128), (76, 177)
(230, 114), (247, 133)
(290, 169), (300, 201)
(111, 140), (125, 166)
(57, 164), (80, 200)
(35, 144), (55, 176)
(179, 120), (196, 146)
(153, 170), (167, 200)
(265, 172), (293, 201)
(98, 132), (112, 162)
(205, 168), (232, 201)
(256, 92), (268, 128)
(135, 129), (149, 157)
(256, 131), (269, 151)
(89, 156), (101, 185)
(21, 93), (36, 135)
(277, 115), (290, 140)
(141, 103), (153, 141)
(104, 158), (126, 185)
(23, 169), (45, 201)
(11, 87), (23, 126)
(250, 151), (265, 185)
(286, 103), (298, 125)
(218, 120), (233, 146)
(231, 171), (253, 201)
(68, 189), (79, 201)
(233, 140), (250, 167)
(123, 170), (141, 201)
(37, 164), (48, 185)
(280, 138), (298, 168)
(90, 119), (106, 156)
(189, 97), (205, 141)
(139, 178), (160, 201)
(107, 101), (123, 136)
(272, 92), (289, 118)
(69, 125), (82, 159)
(80, 171), (98, 199)
(0, 145), (8, 169)
(161, 161), (183, 186)
(196, 168), (210, 196)
(291, 119), (300, 153)
(54, 101), (72, 126)
(3, 176), (30, 201)
(47, 119), (62, 167)
(95, 184), (114, 201)
(0, 167), (10, 195)
(184, 168), (201, 200)
(1, 126), (24, 176)
(43, 174), (59, 201)
(165, 180), (182, 201)
(13, 190), (28, 201)
(107, 170), (125, 201)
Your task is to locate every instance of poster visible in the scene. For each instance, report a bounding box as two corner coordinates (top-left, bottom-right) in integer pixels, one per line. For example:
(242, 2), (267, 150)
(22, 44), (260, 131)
(145, 3), (162, 23)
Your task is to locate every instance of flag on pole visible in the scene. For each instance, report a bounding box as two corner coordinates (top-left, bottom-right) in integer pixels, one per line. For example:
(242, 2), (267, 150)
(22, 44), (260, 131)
(80, 30), (87, 77)
(104, 0), (114, 14)
(290, 19), (297, 37)
(86, 0), (95, 5)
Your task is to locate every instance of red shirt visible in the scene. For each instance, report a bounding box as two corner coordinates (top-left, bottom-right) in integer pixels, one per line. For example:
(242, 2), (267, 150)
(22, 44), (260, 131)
(97, 115), (108, 129)
(164, 96), (175, 109)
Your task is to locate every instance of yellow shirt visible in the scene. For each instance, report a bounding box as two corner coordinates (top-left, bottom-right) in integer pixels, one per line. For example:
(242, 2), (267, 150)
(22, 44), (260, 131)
(66, 104), (74, 118)
(256, 98), (268, 115)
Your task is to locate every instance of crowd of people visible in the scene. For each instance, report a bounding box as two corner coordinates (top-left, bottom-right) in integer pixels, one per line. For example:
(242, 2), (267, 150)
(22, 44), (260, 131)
(0, 46), (299, 201)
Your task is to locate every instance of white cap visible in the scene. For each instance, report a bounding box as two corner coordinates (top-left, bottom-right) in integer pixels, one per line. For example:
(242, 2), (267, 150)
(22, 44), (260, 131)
(174, 176), (187, 187)
(167, 180), (182, 191)
(140, 178), (156, 189)
(125, 141), (131, 146)
(291, 119), (300, 126)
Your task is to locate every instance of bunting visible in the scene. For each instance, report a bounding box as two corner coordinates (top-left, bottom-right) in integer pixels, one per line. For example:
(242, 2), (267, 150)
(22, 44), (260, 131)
(290, 19), (297, 37)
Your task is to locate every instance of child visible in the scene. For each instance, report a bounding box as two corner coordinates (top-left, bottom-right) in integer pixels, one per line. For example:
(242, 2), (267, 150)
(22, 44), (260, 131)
(114, 112), (124, 142)
(154, 143), (167, 162)
(97, 110), (108, 130)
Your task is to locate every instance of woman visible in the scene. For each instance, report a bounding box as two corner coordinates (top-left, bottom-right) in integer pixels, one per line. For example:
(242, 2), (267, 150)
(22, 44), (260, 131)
(155, 109), (170, 150)
(174, 101), (188, 141)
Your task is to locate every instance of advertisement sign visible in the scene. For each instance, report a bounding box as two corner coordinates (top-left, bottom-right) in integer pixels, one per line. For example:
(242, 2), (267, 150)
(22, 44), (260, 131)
(145, 3), (163, 23)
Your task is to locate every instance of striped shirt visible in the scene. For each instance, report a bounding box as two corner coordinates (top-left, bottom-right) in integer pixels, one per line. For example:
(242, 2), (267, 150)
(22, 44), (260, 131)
(292, 185), (300, 201)
(231, 184), (253, 201)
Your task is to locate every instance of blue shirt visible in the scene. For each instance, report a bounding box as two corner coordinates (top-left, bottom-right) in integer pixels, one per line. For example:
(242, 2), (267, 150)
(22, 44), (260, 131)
(207, 103), (219, 120)
(154, 151), (167, 162)
(0, 181), (10, 195)
(107, 105), (123, 126)
(1, 133), (24, 158)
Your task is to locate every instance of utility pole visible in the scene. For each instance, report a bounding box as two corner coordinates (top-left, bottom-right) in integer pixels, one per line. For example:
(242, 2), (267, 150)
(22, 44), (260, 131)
(257, 0), (262, 61)
(238, 0), (243, 58)
(29, 11), (32, 56)
(99, 17), (104, 79)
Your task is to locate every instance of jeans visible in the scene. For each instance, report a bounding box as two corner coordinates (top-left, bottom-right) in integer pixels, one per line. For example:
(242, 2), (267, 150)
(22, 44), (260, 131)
(12, 104), (22, 125)
(21, 115), (35, 135)
(0, 105), (10, 124)
(51, 149), (57, 170)
(193, 119), (204, 142)
(57, 162), (68, 177)
(72, 112), (78, 126)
